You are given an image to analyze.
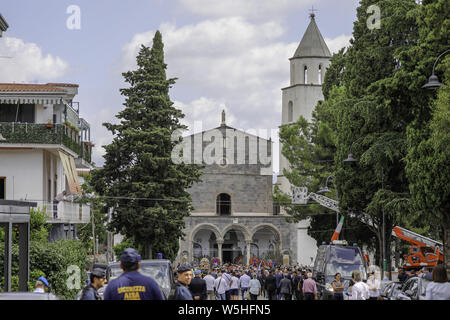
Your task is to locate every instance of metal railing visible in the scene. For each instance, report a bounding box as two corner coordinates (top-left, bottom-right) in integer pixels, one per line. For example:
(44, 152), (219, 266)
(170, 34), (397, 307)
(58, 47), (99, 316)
(0, 122), (91, 163)
(36, 200), (90, 224)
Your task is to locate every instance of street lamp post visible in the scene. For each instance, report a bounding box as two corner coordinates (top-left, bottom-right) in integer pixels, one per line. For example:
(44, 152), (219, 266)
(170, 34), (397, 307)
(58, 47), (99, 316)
(344, 138), (387, 275)
(422, 49), (450, 89)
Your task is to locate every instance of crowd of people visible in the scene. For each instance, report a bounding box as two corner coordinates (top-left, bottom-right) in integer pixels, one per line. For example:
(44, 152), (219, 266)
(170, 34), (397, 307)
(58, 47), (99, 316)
(172, 262), (321, 300)
(29, 248), (450, 300)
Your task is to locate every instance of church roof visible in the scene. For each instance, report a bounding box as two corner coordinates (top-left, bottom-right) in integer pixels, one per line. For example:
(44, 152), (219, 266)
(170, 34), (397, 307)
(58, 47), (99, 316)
(292, 14), (331, 59)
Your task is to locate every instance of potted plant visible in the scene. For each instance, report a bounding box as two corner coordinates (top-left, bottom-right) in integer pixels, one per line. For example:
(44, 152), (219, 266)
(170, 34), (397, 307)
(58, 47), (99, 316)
(45, 119), (53, 128)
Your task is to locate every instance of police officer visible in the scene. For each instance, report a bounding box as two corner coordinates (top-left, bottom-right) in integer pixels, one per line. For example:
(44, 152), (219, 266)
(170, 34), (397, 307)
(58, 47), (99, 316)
(80, 268), (106, 300)
(103, 248), (164, 300)
(171, 264), (194, 300)
(34, 276), (49, 293)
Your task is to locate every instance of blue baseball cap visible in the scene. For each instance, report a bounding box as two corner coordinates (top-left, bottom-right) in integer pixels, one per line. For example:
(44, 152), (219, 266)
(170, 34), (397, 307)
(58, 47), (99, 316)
(120, 248), (141, 266)
(194, 270), (202, 275)
(38, 276), (49, 287)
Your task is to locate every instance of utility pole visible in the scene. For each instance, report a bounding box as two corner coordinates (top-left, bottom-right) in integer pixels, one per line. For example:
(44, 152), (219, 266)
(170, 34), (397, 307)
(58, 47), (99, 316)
(91, 200), (96, 264)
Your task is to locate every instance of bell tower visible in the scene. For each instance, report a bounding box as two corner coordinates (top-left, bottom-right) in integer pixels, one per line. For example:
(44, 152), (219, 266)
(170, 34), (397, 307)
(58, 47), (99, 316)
(278, 13), (331, 194)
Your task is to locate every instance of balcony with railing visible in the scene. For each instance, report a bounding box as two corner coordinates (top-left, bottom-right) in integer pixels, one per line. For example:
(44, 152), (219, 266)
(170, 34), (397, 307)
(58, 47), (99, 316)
(37, 200), (90, 224)
(0, 122), (92, 163)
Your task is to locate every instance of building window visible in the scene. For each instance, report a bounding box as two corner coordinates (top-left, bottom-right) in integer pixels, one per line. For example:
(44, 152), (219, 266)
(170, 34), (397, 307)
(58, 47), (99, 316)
(288, 101), (293, 123)
(318, 64), (322, 85)
(0, 103), (35, 123)
(216, 193), (231, 215)
(0, 177), (5, 199)
(304, 65), (308, 84)
(273, 204), (280, 215)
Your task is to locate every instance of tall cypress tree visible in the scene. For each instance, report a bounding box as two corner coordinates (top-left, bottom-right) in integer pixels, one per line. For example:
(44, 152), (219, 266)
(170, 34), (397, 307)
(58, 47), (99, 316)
(91, 31), (201, 260)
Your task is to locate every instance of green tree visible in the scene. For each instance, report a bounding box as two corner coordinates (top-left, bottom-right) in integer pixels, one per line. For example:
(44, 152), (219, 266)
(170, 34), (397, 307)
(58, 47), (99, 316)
(402, 0), (450, 276)
(91, 31), (202, 261)
(30, 207), (51, 242)
(76, 173), (108, 254)
(330, 0), (421, 273)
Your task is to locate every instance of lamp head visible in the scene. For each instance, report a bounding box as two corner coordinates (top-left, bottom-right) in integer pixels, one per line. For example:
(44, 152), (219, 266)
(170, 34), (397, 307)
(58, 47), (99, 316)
(317, 187), (331, 194)
(344, 153), (358, 163)
(422, 74), (442, 89)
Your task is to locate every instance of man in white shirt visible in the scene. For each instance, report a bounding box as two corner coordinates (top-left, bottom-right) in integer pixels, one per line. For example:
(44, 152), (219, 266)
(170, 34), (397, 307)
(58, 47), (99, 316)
(350, 270), (370, 300)
(214, 272), (227, 300)
(204, 271), (216, 300)
(221, 271), (232, 300)
(239, 270), (251, 300)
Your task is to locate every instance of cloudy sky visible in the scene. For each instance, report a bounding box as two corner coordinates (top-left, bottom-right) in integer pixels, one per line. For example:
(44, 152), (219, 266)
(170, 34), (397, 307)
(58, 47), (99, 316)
(0, 0), (360, 174)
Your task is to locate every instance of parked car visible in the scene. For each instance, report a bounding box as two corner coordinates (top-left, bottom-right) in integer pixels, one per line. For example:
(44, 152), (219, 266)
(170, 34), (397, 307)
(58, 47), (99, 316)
(396, 276), (431, 300)
(99, 259), (174, 299)
(0, 292), (60, 300)
(380, 281), (403, 300)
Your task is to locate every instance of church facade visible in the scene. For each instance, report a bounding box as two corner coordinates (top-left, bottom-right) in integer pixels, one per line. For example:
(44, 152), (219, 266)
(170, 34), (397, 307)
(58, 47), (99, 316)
(175, 14), (331, 267)
(175, 112), (298, 266)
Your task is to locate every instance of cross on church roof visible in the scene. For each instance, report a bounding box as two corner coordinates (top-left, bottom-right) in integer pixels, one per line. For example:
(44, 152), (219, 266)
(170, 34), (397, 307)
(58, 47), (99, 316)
(309, 5), (318, 18)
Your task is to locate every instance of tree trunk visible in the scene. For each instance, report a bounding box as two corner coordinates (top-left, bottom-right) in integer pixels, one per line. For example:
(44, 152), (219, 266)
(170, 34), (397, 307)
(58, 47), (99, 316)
(143, 243), (152, 260)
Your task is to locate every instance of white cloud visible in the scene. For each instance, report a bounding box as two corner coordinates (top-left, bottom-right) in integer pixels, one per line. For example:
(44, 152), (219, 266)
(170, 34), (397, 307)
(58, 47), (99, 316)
(176, 0), (317, 21)
(324, 34), (352, 54)
(0, 37), (68, 82)
(118, 17), (349, 171)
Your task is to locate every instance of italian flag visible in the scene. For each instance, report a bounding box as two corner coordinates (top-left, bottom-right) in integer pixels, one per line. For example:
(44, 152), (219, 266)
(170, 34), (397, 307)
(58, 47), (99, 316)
(331, 216), (345, 242)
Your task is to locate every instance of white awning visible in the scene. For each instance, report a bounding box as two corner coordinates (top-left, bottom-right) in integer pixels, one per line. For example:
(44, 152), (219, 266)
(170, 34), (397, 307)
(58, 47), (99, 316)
(0, 96), (62, 104)
(58, 150), (82, 195)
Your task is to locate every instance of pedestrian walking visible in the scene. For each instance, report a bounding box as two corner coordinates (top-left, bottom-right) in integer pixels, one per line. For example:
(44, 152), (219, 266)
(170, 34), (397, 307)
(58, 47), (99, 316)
(258, 270), (266, 299)
(249, 274), (261, 301)
(279, 273), (292, 300)
(425, 265), (450, 300)
(33, 276), (49, 293)
(264, 270), (277, 300)
(349, 270), (369, 300)
(230, 272), (240, 300)
(214, 272), (227, 300)
(80, 268), (106, 300)
(103, 248), (164, 300)
(274, 269), (282, 300)
(367, 271), (381, 300)
(204, 271), (216, 300)
(239, 270), (251, 300)
(331, 273), (345, 300)
(222, 271), (232, 300)
(189, 270), (207, 300)
(302, 272), (318, 300)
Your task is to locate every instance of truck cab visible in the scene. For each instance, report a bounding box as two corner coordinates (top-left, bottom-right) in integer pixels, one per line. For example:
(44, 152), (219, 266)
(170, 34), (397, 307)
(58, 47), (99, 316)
(312, 240), (368, 300)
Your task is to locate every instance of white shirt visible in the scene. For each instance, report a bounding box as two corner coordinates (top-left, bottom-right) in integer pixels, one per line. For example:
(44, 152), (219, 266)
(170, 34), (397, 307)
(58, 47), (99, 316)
(33, 288), (45, 293)
(249, 279), (261, 295)
(367, 277), (381, 298)
(230, 276), (239, 289)
(425, 282), (450, 300)
(351, 281), (370, 300)
(222, 273), (232, 290)
(215, 276), (228, 294)
(204, 275), (215, 291)
(239, 274), (251, 288)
